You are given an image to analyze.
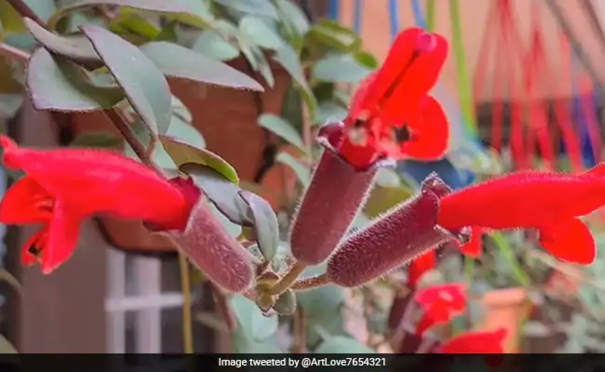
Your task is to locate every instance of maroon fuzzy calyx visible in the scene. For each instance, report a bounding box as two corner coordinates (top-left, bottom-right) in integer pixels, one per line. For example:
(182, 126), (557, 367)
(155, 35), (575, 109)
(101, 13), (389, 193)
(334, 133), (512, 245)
(169, 196), (254, 293)
(289, 121), (395, 266)
(326, 188), (467, 288)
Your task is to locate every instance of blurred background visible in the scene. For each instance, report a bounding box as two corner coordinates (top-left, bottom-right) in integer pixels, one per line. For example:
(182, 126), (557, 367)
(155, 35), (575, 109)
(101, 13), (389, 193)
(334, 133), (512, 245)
(1, 0), (605, 358)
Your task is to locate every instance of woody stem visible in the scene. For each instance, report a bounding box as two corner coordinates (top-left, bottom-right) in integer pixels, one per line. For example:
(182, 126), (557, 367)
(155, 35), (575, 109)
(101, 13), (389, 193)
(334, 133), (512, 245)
(5, 0), (46, 27)
(265, 261), (307, 296)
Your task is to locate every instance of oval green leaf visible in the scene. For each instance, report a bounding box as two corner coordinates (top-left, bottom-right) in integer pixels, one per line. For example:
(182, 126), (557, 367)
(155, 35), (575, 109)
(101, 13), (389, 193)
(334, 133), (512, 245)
(312, 54), (372, 83)
(230, 294), (278, 341)
(139, 41), (263, 91)
(239, 15), (284, 50)
(275, 151), (310, 188)
(272, 44), (317, 116)
(297, 264), (345, 316)
(237, 190), (279, 261)
(48, 0), (196, 30)
(180, 163), (246, 225)
(308, 19), (361, 52)
(23, 17), (101, 67)
(26, 48), (125, 111)
(214, 0), (277, 18)
(70, 132), (122, 148)
(257, 113), (305, 152)
(81, 25), (172, 134)
(192, 31), (240, 61)
(160, 135), (239, 183)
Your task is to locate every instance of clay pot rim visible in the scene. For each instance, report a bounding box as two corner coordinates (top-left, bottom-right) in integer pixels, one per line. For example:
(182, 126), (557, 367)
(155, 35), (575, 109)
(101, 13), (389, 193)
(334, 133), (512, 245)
(481, 287), (527, 307)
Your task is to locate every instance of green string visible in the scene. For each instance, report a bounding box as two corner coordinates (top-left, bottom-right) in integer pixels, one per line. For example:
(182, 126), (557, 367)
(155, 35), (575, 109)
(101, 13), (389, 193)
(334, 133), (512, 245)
(450, 0), (478, 136)
(426, 0), (436, 31)
(491, 232), (531, 287)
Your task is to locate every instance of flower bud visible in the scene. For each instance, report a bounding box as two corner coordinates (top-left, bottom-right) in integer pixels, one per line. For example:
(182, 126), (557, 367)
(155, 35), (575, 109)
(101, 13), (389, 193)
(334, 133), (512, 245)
(169, 196), (254, 293)
(289, 122), (394, 266)
(327, 188), (467, 288)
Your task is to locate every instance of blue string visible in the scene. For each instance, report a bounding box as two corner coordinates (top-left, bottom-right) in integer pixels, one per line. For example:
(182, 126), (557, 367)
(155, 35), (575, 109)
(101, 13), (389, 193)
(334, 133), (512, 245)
(411, 0), (426, 29)
(353, 0), (363, 33)
(570, 52), (596, 167)
(328, 0), (339, 20)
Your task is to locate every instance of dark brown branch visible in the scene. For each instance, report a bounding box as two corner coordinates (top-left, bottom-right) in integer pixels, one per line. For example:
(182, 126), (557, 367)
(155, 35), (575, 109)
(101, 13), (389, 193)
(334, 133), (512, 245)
(5, 0), (46, 28)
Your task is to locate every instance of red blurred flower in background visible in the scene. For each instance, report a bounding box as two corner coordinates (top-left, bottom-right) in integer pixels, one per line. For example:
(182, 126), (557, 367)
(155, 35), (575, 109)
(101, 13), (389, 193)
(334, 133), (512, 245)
(438, 328), (507, 354)
(0, 135), (197, 274)
(437, 167), (605, 264)
(415, 283), (467, 336)
(323, 27), (449, 170)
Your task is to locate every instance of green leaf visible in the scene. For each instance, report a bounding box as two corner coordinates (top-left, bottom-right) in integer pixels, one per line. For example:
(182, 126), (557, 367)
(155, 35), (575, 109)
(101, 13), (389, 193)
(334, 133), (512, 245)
(180, 163), (246, 225)
(70, 132), (122, 148)
(192, 31), (240, 61)
(312, 54), (372, 83)
(315, 101), (347, 124)
(251, 47), (274, 87)
(160, 136), (238, 183)
(239, 15), (284, 50)
(214, 0), (277, 19)
(275, 151), (310, 188)
(108, 12), (161, 41)
(140, 41), (263, 91)
(230, 294), (278, 341)
(354, 50), (378, 69)
(48, 0), (198, 30)
(307, 19), (361, 52)
(0, 94), (23, 118)
(0, 334), (17, 354)
(0, 0), (27, 36)
(257, 113), (305, 152)
(233, 331), (286, 353)
(297, 264), (345, 316)
(237, 190), (279, 261)
(306, 307), (347, 348)
(274, 0), (309, 37)
(23, 17), (101, 67)
(315, 336), (375, 353)
(81, 25), (172, 134)
(26, 48), (124, 111)
(273, 44), (317, 117)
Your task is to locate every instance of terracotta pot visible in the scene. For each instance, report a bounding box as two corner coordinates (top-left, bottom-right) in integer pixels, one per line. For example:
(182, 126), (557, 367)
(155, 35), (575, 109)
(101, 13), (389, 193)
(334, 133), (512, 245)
(479, 287), (530, 353)
(67, 57), (297, 252)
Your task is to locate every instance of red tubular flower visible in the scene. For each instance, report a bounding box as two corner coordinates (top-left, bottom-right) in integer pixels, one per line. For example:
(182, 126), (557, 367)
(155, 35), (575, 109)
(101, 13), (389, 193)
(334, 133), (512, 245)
(437, 167), (605, 264)
(338, 27), (449, 169)
(408, 250), (436, 288)
(414, 283), (467, 336)
(437, 328), (507, 354)
(0, 135), (195, 274)
(290, 28), (448, 266)
(326, 178), (469, 287)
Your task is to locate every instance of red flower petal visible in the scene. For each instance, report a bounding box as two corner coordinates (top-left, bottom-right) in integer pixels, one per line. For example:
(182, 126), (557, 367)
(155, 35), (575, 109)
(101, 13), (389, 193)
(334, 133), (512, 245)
(414, 283), (467, 335)
(457, 227), (483, 258)
(20, 227), (48, 266)
(0, 135), (191, 229)
(400, 95), (449, 160)
(439, 328), (507, 353)
(438, 171), (605, 231)
(41, 200), (82, 274)
(0, 176), (53, 224)
(538, 218), (596, 264)
(408, 250), (436, 288)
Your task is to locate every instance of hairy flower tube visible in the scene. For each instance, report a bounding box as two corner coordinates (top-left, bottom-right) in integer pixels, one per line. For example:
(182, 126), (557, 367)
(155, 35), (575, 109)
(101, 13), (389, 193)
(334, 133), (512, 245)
(326, 177), (470, 287)
(167, 180), (254, 293)
(437, 165), (605, 264)
(0, 135), (197, 274)
(289, 28), (449, 266)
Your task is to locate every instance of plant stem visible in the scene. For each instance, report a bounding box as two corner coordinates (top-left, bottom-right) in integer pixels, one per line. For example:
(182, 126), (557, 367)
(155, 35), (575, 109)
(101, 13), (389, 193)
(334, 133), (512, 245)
(5, 0), (46, 27)
(463, 255), (475, 281)
(492, 232), (530, 287)
(265, 261), (307, 295)
(104, 109), (164, 174)
(178, 253), (194, 353)
(290, 273), (331, 291)
(0, 43), (29, 62)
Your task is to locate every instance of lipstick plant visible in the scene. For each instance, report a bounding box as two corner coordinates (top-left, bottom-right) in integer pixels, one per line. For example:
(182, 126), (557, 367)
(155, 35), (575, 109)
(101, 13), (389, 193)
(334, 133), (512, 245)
(0, 0), (601, 356)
